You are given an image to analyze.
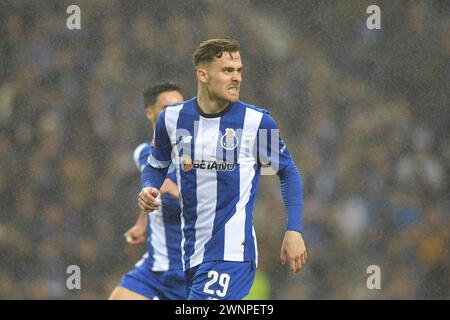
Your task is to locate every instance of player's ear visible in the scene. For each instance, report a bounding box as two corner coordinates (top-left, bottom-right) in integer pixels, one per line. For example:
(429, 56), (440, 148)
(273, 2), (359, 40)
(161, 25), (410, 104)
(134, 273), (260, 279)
(196, 67), (208, 84)
(145, 108), (154, 121)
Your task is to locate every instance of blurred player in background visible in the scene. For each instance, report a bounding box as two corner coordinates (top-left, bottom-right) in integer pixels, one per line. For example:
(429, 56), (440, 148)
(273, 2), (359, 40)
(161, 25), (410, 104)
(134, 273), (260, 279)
(138, 39), (307, 300)
(109, 82), (185, 300)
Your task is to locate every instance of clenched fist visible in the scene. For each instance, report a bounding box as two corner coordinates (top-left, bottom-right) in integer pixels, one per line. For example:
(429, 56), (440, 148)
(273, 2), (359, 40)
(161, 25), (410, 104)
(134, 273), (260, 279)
(138, 187), (161, 212)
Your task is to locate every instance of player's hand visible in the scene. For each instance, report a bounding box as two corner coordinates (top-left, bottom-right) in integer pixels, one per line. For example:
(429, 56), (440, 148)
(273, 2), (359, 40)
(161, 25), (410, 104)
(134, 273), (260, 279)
(138, 187), (161, 212)
(280, 230), (308, 276)
(124, 224), (147, 244)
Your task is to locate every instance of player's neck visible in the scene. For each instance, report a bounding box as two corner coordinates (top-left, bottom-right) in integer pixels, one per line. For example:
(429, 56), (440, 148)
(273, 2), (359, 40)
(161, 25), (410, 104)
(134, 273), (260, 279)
(197, 91), (229, 115)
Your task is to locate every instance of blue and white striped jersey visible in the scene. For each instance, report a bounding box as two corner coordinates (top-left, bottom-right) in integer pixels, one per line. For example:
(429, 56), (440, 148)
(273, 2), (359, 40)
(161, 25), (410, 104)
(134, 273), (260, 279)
(133, 142), (183, 271)
(144, 97), (299, 270)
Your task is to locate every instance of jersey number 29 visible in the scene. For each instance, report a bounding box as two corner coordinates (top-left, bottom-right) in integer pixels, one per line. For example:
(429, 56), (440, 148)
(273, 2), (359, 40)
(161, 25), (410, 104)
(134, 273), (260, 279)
(203, 271), (230, 298)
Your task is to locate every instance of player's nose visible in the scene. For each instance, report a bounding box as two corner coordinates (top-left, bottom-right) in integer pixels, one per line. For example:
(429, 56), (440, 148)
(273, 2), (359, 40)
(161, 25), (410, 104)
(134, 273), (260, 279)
(231, 71), (242, 82)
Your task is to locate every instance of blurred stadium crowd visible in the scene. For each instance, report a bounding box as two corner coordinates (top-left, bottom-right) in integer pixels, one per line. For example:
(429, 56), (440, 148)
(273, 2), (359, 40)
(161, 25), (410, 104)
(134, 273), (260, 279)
(0, 0), (448, 299)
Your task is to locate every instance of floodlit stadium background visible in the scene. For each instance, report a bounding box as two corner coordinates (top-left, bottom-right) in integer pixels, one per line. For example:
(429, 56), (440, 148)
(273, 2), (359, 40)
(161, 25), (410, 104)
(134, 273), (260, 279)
(0, 0), (449, 299)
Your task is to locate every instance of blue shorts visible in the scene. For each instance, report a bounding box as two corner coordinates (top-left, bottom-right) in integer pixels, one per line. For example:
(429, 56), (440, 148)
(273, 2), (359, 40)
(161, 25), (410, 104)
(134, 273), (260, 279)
(119, 263), (186, 300)
(185, 260), (256, 300)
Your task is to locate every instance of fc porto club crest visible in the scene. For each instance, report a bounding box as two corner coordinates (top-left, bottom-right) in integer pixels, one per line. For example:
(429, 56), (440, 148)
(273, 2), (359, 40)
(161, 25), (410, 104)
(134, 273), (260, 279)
(221, 128), (238, 150)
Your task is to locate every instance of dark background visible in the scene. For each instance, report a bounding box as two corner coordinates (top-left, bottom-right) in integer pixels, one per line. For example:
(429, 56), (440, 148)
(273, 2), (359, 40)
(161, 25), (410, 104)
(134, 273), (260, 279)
(0, 0), (448, 299)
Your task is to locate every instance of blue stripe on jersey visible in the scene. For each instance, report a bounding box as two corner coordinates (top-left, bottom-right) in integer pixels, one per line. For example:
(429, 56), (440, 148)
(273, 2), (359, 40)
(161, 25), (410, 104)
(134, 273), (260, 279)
(161, 171), (182, 215)
(244, 164), (260, 261)
(162, 204), (183, 270)
(203, 103), (245, 261)
(176, 98), (200, 270)
(146, 215), (155, 267)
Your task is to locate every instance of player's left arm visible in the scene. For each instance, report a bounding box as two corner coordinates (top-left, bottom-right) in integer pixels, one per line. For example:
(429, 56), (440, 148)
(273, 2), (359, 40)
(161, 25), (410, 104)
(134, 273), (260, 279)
(257, 111), (307, 276)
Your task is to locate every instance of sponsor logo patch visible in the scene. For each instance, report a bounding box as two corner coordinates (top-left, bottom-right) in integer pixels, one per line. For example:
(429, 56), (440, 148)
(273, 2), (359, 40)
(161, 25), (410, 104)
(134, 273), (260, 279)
(180, 156), (236, 172)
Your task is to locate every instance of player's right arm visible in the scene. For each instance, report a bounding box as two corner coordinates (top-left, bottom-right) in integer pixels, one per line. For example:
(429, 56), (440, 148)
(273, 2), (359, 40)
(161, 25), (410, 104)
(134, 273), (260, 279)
(139, 110), (172, 212)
